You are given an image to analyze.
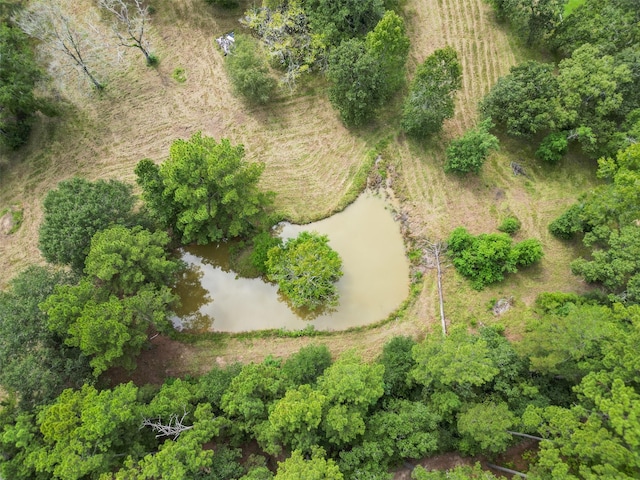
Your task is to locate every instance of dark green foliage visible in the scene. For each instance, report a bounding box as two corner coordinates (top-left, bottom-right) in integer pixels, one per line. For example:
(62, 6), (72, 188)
(281, 344), (333, 386)
(536, 131), (568, 164)
(401, 47), (462, 138)
(304, 0), (385, 46)
(481, 61), (562, 137)
(197, 363), (243, 413)
(0, 24), (44, 149)
(448, 227), (543, 289)
(326, 39), (384, 127)
(497, 215), (521, 235)
(0, 266), (91, 409)
(377, 336), (417, 398)
(38, 177), (135, 271)
(136, 132), (273, 245)
(250, 231), (283, 274)
(548, 203), (583, 239)
(492, 0), (564, 47)
(412, 463), (506, 479)
(201, 446), (244, 480)
(266, 232), (343, 310)
(225, 34), (276, 105)
(444, 119), (499, 174)
(205, 0), (239, 7)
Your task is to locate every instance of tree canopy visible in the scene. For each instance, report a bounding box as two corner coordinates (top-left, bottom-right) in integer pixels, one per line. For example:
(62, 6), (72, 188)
(38, 177), (135, 271)
(444, 119), (499, 174)
(266, 231), (343, 311)
(136, 132), (273, 245)
(401, 47), (462, 138)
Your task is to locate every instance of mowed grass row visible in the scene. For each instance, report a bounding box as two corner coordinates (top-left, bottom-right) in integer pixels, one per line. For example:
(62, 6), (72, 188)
(0, 0), (598, 372)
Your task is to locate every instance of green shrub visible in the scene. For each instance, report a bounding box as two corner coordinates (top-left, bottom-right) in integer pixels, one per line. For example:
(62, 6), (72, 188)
(536, 132), (568, 164)
(497, 215), (521, 235)
(444, 120), (499, 174)
(225, 34), (276, 105)
(549, 204), (583, 239)
(250, 231), (283, 274)
(172, 67), (186, 83)
(510, 238), (544, 267)
(146, 53), (159, 67)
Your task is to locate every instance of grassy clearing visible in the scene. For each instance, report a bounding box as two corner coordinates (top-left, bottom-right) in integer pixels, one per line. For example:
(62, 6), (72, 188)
(0, 0), (598, 375)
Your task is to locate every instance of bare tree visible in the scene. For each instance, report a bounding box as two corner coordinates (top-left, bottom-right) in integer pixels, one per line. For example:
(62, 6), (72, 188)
(16, 0), (107, 91)
(424, 240), (448, 336)
(141, 409), (194, 440)
(98, 0), (155, 65)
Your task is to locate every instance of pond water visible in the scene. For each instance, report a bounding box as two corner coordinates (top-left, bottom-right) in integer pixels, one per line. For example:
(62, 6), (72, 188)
(172, 192), (410, 332)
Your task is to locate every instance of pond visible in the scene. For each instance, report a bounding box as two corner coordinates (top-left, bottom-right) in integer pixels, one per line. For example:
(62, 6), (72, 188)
(172, 191), (410, 332)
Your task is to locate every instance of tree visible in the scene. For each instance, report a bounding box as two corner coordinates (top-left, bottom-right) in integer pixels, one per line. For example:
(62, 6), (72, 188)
(480, 60), (562, 137)
(0, 266), (91, 409)
(304, 0), (385, 46)
(364, 10), (410, 98)
(377, 336), (417, 398)
(136, 132), (272, 245)
(98, 0), (156, 65)
(326, 38), (384, 127)
(412, 463), (506, 479)
(447, 227), (543, 290)
(225, 33), (276, 104)
(274, 448), (344, 480)
(84, 225), (181, 296)
(38, 177), (135, 271)
(281, 344), (333, 387)
(17, 0), (107, 90)
(41, 280), (175, 376)
(557, 44), (632, 157)
(401, 47), (462, 138)
(457, 401), (515, 455)
(444, 119), (499, 174)
(266, 231), (343, 311)
(494, 0), (564, 46)
(27, 383), (142, 480)
(536, 131), (569, 164)
(0, 24), (44, 149)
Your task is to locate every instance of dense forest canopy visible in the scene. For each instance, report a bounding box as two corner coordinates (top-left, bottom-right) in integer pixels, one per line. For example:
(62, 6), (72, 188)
(2, 0), (640, 478)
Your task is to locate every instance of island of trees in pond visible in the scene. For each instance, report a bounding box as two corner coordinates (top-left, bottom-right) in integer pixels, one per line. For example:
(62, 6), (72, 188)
(1, 0), (640, 478)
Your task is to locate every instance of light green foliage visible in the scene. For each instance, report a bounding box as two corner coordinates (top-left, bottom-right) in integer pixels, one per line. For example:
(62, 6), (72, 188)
(401, 47), (462, 138)
(326, 38), (384, 127)
(536, 131), (569, 164)
(304, 0), (384, 46)
(447, 227), (543, 289)
(41, 280), (175, 376)
(518, 304), (625, 381)
(275, 448), (344, 480)
(262, 384), (327, 454)
(0, 24), (44, 149)
(38, 177), (135, 271)
(85, 225), (181, 296)
(144, 378), (200, 419)
(317, 353), (385, 447)
(444, 119), (499, 174)
(250, 232), (283, 275)
(524, 372), (640, 479)
(481, 60), (562, 137)
(412, 463), (506, 479)
(411, 329), (500, 410)
(497, 215), (521, 235)
(558, 44), (631, 157)
(266, 231), (343, 310)
(364, 10), (410, 97)
(551, 144), (640, 301)
(31, 383), (141, 480)
(221, 362), (287, 435)
(136, 132), (272, 245)
(241, 0), (321, 89)
(366, 399), (440, 461)
(0, 266), (90, 409)
(225, 33), (276, 104)
(457, 401), (515, 455)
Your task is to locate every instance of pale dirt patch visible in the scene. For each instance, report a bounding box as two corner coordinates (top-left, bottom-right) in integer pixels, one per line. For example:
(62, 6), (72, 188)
(0, 213), (13, 236)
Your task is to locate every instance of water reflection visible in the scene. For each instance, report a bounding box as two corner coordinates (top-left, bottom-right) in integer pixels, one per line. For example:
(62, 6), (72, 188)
(172, 192), (410, 332)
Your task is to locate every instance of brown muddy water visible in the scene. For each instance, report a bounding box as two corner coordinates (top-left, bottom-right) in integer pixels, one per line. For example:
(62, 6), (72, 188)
(172, 192), (410, 332)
